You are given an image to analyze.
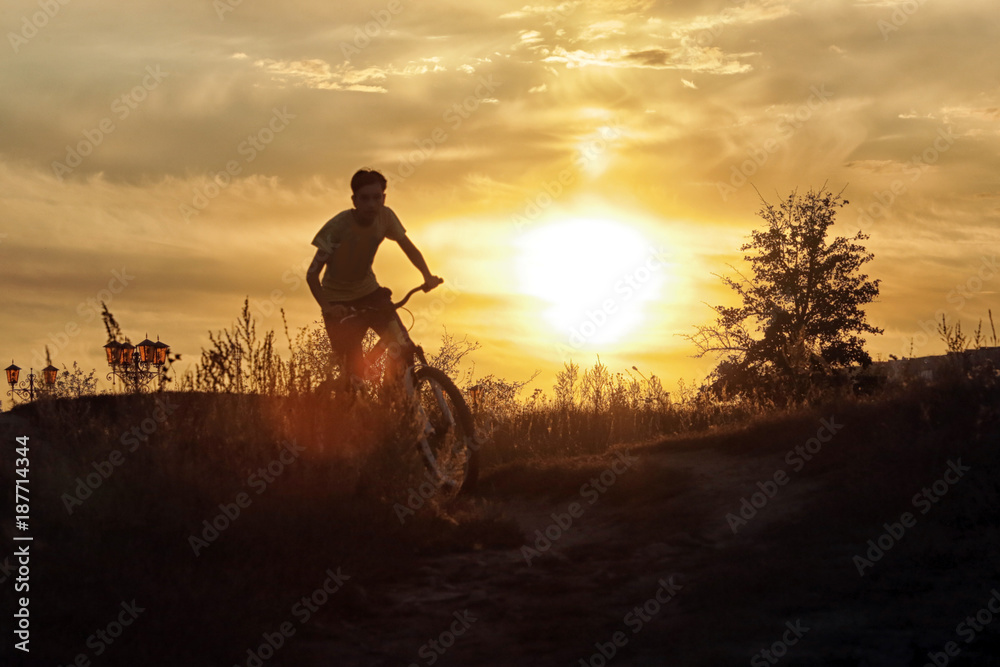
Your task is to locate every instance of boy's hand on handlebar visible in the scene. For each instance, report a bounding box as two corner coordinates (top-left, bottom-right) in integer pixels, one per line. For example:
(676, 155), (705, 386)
(422, 275), (444, 291)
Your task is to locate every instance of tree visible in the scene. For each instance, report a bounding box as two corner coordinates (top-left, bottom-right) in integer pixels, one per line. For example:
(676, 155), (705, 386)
(686, 187), (882, 398)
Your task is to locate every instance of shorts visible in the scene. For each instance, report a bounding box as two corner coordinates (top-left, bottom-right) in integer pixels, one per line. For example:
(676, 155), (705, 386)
(321, 287), (414, 382)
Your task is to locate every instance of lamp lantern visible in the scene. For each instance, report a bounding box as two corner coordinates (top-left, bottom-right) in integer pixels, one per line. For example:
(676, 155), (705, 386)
(104, 341), (121, 365)
(153, 340), (169, 366)
(118, 342), (136, 366)
(4, 363), (45, 403)
(103, 334), (171, 393)
(137, 337), (156, 364)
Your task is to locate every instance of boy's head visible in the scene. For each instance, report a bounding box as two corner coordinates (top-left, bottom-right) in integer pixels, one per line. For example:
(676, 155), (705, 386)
(350, 168), (387, 195)
(350, 169), (387, 224)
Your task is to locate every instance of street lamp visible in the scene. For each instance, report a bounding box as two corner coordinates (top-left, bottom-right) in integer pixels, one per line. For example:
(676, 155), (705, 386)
(5, 361), (58, 404)
(231, 344), (243, 393)
(104, 334), (170, 392)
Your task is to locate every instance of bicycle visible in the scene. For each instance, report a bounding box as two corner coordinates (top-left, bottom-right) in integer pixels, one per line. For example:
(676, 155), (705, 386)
(323, 282), (479, 496)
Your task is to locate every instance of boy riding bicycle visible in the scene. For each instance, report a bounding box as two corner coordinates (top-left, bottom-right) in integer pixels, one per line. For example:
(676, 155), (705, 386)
(306, 168), (442, 391)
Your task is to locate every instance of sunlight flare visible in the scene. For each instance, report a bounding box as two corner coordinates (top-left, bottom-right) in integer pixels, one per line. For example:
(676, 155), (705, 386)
(515, 218), (669, 347)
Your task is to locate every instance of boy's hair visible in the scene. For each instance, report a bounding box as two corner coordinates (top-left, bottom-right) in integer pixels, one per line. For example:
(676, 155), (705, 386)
(350, 168), (387, 194)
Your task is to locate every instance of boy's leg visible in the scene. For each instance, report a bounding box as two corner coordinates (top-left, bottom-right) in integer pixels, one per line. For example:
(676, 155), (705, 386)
(378, 316), (415, 384)
(365, 290), (416, 382)
(322, 310), (369, 392)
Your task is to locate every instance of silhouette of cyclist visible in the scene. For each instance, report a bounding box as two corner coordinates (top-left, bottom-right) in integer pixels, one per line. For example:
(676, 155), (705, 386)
(306, 168), (442, 391)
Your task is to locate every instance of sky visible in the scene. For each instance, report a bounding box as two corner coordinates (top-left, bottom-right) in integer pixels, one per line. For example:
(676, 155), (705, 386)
(1, 0), (998, 402)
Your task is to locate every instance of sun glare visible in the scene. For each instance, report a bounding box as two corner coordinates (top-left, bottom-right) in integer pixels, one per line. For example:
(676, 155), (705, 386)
(515, 218), (668, 348)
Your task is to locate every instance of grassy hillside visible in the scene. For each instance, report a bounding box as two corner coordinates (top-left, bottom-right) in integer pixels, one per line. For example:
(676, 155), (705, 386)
(1, 371), (998, 665)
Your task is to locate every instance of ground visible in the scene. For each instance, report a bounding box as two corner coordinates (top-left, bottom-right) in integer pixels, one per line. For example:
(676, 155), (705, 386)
(281, 402), (1000, 666)
(2, 385), (998, 667)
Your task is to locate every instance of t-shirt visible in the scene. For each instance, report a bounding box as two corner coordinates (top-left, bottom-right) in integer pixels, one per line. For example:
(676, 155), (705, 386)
(311, 207), (407, 302)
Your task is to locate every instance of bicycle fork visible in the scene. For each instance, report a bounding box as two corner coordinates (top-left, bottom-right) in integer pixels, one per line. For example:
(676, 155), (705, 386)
(406, 368), (459, 488)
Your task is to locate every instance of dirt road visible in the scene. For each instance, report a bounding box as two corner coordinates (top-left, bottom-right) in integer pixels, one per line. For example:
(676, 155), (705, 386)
(282, 413), (1000, 666)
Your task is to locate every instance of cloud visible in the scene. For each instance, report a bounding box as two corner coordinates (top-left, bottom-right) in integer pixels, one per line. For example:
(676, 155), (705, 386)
(580, 20), (627, 41)
(518, 30), (545, 46)
(844, 159), (905, 174)
(250, 56), (451, 93)
(252, 57), (389, 93)
(500, 2), (579, 20)
(541, 45), (753, 74)
(3, 0), (1000, 384)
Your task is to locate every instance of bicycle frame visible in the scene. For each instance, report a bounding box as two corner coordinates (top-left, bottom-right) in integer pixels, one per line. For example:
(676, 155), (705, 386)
(332, 282), (477, 493)
(355, 284), (431, 380)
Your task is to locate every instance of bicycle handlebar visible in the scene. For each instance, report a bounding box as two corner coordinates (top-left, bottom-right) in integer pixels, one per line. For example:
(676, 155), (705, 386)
(393, 282), (439, 309)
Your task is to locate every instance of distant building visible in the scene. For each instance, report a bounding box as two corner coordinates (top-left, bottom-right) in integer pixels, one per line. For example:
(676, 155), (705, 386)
(870, 346), (1000, 383)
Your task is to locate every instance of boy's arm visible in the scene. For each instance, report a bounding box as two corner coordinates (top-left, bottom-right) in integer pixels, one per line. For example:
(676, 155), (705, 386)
(396, 234), (442, 289)
(306, 248), (331, 309)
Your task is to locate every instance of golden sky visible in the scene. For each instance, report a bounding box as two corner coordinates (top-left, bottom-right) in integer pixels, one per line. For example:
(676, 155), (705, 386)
(2, 0), (998, 399)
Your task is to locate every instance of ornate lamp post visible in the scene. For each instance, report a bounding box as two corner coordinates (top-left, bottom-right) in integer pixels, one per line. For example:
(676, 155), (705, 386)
(104, 335), (170, 392)
(231, 342), (243, 393)
(5, 362), (58, 404)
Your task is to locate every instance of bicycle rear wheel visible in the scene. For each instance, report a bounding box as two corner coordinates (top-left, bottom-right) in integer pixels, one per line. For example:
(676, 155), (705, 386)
(408, 366), (479, 495)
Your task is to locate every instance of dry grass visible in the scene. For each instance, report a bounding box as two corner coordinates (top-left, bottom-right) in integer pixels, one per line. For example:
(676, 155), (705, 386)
(4, 305), (998, 664)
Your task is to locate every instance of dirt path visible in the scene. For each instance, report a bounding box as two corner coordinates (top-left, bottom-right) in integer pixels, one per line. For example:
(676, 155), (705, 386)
(267, 400), (1000, 667)
(278, 441), (844, 666)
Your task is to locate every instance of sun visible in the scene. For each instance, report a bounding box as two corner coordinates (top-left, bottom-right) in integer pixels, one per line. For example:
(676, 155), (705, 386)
(515, 218), (668, 348)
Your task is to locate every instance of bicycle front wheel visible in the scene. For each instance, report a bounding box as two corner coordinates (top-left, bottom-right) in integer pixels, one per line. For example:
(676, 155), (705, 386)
(408, 366), (479, 496)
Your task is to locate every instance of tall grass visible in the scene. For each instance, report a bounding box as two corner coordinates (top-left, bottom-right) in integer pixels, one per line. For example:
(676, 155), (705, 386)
(52, 298), (1000, 475)
(169, 300), (1000, 470)
(4, 300), (998, 665)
